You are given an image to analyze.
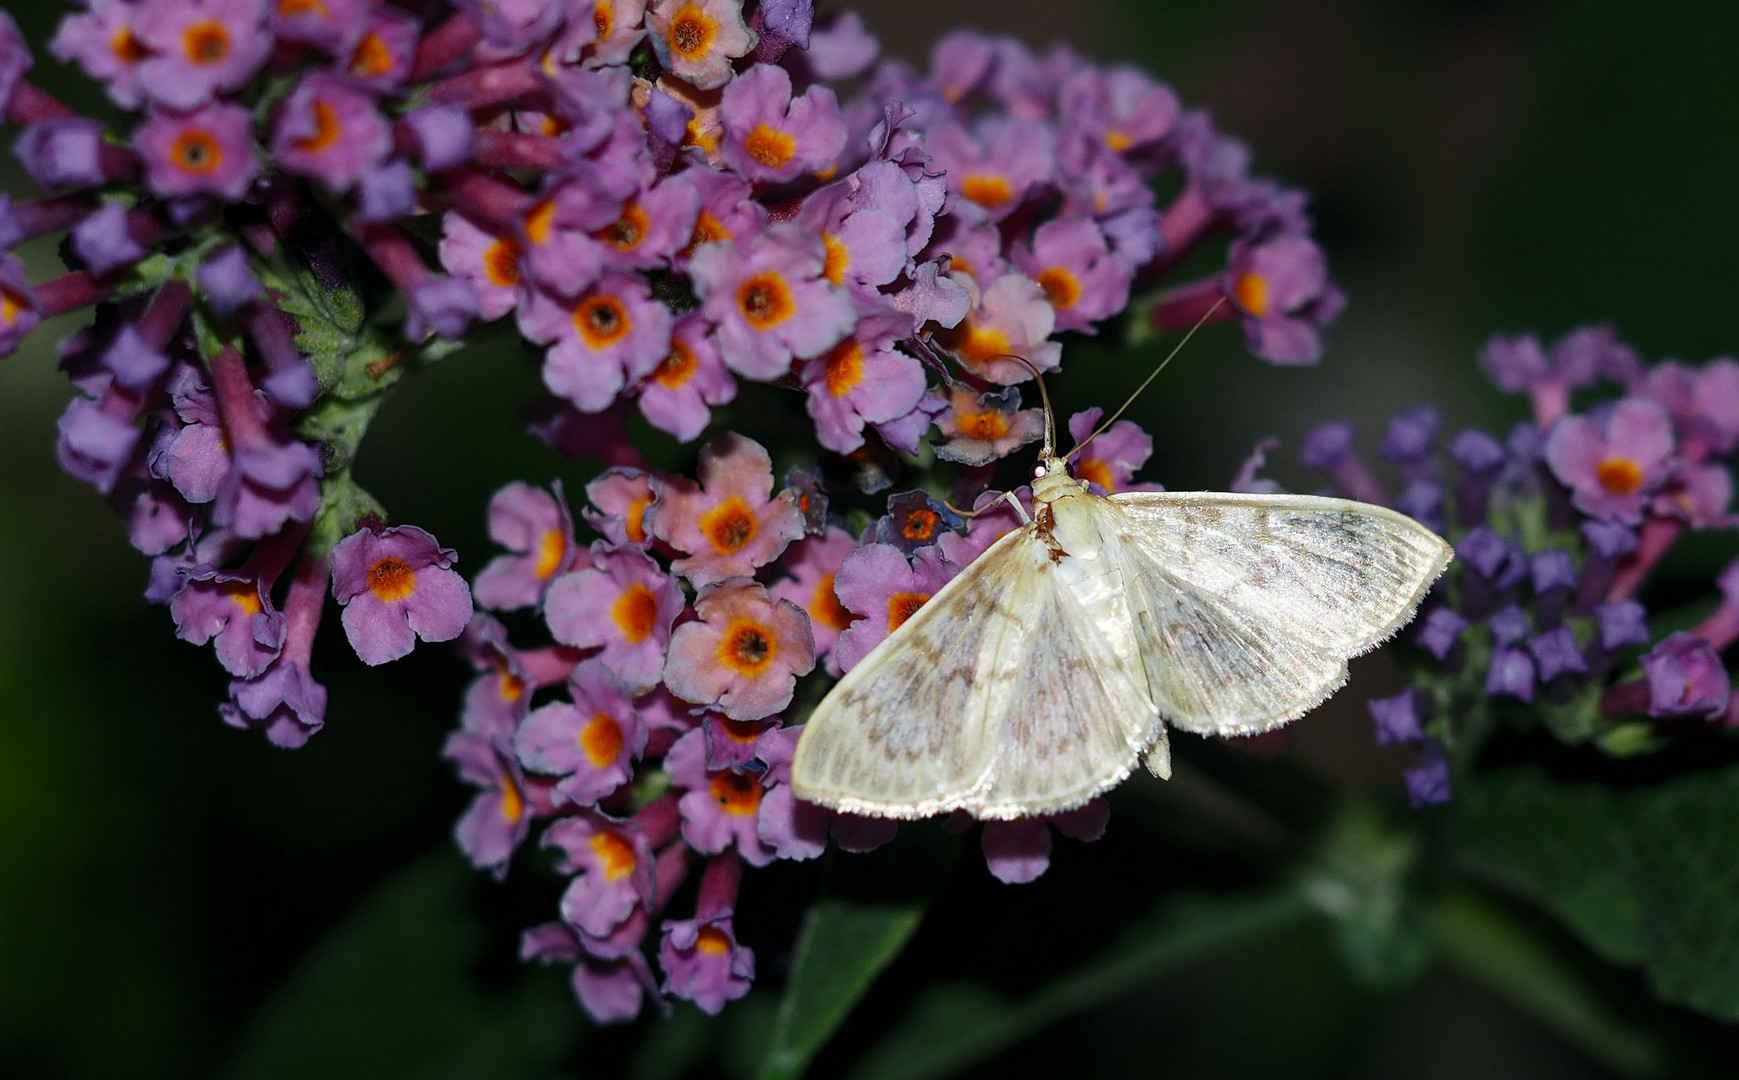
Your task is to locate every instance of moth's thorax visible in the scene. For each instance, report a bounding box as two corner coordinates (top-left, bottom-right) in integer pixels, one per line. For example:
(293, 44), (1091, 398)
(1030, 459), (1087, 505)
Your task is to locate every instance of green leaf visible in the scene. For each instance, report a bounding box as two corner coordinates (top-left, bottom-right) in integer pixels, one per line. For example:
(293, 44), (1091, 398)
(307, 471), (387, 558)
(1456, 764), (1739, 1020)
(755, 899), (926, 1080)
(223, 853), (575, 1080)
(1426, 887), (1662, 1078)
(845, 890), (1312, 1080)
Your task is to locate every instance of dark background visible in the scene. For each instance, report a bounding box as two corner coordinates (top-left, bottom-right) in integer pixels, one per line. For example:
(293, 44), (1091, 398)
(3, 1), (1738, 1076)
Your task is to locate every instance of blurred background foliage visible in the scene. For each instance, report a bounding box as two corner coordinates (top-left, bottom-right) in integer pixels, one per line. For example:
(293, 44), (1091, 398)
(4, 0), (1739, 1076)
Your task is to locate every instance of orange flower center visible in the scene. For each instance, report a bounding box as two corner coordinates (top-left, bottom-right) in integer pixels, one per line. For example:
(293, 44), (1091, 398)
(292, 101), (343, 155)
(499, 775), (525, 824)
(497, 669), (525, 702)
(218, 579), (263, 617)
(277, 0), (329, 15)
(1233, 271), (1269, 318)
(655, 341), (699, 387)
(695, 925), (733, 953)
(0, 287), (27, 326)
(743, 124), (796, 169)
(934, 319), (1013, 371)
(737, 272), (794, 329)
(821, 232), (849, 285)
(901, 509), (940, 543)
(960, 174), (1013, 210)
(811, 573), (856, 632)
(483, 238), (521, 287)
(717, 618), (776, 676)
(170, 130), (223, 174)
(1105, 129), (1136, 152)
(669, 7), (716, 57)
(625, 496), (650, 544)
(957, 408), (1009, 442)
(591, 830), (636, 880)
(184, 20), (230, 64)
(534, 529), (567, 579)
(580, 712), (626, 766)
(348, 32), (395, 78)
(111, 26), (150, 63)
(593, 0), (614, 38)
(824, 341), (864, 398)
(700, 497), (757, 554)
(369, 558), (416, 601)
(708, 770), (763, 816)
(574, 295), (631, 348)
(1077, 460), (1115, 493)
(1036, 266), (1081, 311)
(598, 203), (649, 250)
(691, 211), (731, 247)
(1596, 457), (1645, 496)
(612, 583), (659, 643)
(524, 199), (557, 246)
(719, 717), (764, 744)
(887, 592), (929, 633)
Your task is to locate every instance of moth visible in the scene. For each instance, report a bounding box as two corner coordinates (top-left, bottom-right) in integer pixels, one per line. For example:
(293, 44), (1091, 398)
(790, 399), (1453, 821)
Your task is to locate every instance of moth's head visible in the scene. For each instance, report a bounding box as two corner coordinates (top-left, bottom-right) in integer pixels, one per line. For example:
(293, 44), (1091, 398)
(1030, 457), (1082, 502)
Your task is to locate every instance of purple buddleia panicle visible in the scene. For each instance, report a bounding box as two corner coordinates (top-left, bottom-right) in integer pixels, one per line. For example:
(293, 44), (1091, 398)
(2, 0), (1378, 1023)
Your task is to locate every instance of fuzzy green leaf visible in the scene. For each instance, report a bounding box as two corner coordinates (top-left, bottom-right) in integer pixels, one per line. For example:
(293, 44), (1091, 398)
(1456, 764), (1739, 1020)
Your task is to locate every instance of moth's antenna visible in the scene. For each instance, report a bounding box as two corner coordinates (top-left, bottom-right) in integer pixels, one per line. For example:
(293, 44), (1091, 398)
(992, 353), (1056, 461)
(1065, 296), (1227, 465)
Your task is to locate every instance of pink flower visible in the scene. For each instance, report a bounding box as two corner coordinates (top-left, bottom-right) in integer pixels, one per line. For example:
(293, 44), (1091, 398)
(49, 0), (152, 109)
(931, 273), (1061, 385)
(543, 811), (658, 938)
(135, 0), (272, 111)
(833, 543), (960, 672)
(583, 467), (662, 548)
(517, 660), (649, 807)
(799, 311), (927, 454)
(666, 729), (778, 865)
(646, 0), (758, 91)
(1011, 218), (1134, 334)
(271, 72), (392, 194)
(1544, 398), (1677, 523)
(718, 63), (846, 183)
(330, 525), (475, 666)
(1065, 407), (1155, 494)
(439, 212), (523, 322)
(689, 223), (857, 380)
(663, 581), (815, 720)
(520, 273), (675, 413)
(135, 102), (259, 202)
(544, 542), (684, 694)
(933, 384), (1046, 466)
(767, 526), (860, 677)
(473, 482), (582, 611)
(647, 433), (805, 587)
(637, 312), (737, 443)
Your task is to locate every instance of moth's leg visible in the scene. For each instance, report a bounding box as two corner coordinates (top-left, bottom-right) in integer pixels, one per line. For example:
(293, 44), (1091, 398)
(1141, 725), (1172, 780)
(946, 489), (1032, 526)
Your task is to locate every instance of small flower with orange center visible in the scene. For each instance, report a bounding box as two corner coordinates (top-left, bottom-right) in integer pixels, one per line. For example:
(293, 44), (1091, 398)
(342, 7), (418, 87)
(170, 565), (288, 678)
(514, 179), (619, 298)
(1545, 397), (1678, 524)
(543, 810), (658, 938)
(517, 659), (649, 808)
(666, 728), (778, 865)
(544, 542), (683, 694)
(798, 311), (928, 454)
(646, 0), (757, 92)
(794, 180), (909, 299)
(717, 63), (847, 183)
(444, 729), (538, 877)
(456, 614), (535, 740)
(1218, 234), (1345, 366)
(867, 490), (966, 556)
(268, 0), (369, 55)
(647, 432), (806, 587)
(925, 117), (1056, 224)
(49, 0), (155, 110)
(832, 542), (960, 672)
(271, 71), (391, 194)
(1064, 406), (1157, 495)
(675, 169), (765, 267)
(581, 0), (651, 67)
(689, 223), (856, 380)
(135, 0), (272, 111)
(933, 383), (1046, 467)
(134, 102), (259, 201)
(520, 271), (674, 413)
(331, 524), (475, 666)
(583, 467), (662, 549)
(594, 172), (702, 272)
(1057, 64), (1181, 155)
(658, 911), (755, 1015)
(930, 272), (1061, 385)
(637, 312), (737, 443)
(768, 526), (861, 677)
(1011, 218), (1135, 334)
(664, 580), (815, 721)
(474, 481), (582, 611)
(439, 212), (524, 322)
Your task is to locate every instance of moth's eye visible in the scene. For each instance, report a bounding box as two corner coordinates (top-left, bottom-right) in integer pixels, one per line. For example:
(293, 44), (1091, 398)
(1033, 464), (1047, 478)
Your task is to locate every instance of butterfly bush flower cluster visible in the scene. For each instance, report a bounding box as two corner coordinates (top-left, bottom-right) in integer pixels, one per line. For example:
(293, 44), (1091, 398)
(1251, 327), (1739, 805)
(0, 0), (1344, 1023)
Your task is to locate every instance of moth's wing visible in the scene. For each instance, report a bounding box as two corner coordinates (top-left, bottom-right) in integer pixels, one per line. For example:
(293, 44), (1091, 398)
(791, 527), (1159, 820)
(1103, 491), (1452, 736)
(790, 527), (1041, 819)
(968, 546), (1162, 818)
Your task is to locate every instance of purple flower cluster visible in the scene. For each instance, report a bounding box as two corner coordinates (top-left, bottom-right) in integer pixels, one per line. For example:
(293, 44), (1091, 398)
(456, 410), (1160, 1018)
(1262, 326), (1739, 805)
